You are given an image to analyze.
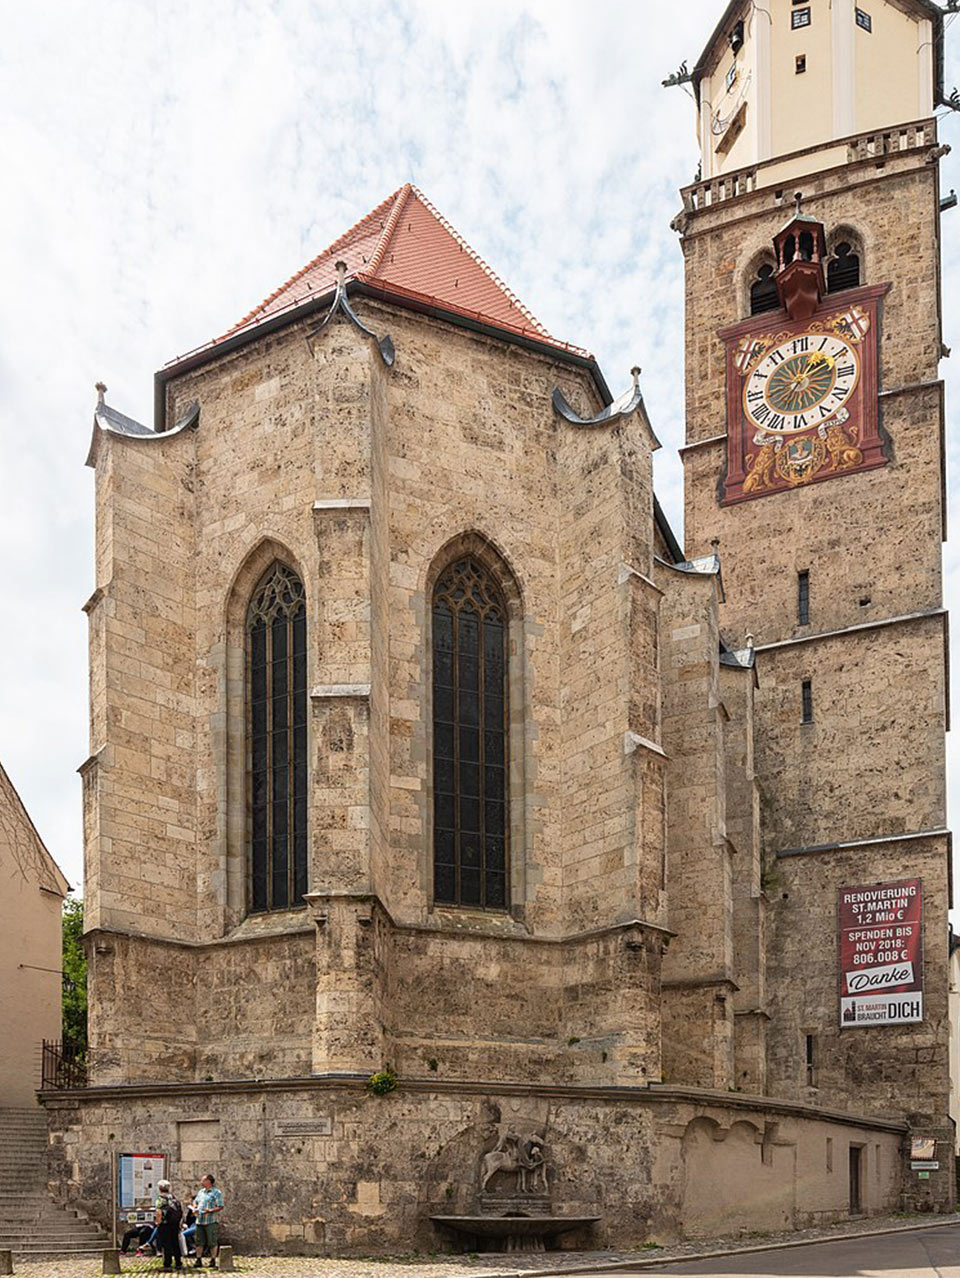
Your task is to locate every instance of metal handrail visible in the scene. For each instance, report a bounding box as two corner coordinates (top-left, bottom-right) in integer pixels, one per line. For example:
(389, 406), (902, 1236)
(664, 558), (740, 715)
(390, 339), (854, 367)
(40, 1039), (87, 1091)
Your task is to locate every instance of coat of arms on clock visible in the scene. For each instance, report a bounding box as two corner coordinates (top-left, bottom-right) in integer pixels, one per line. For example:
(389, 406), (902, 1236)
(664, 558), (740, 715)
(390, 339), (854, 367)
(719, 205), (891, 506)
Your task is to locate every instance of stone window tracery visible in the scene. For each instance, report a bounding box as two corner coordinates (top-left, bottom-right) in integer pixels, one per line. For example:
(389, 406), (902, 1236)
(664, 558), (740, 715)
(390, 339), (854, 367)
(246, 561), (308, 912)
(432, 556), (508, 910)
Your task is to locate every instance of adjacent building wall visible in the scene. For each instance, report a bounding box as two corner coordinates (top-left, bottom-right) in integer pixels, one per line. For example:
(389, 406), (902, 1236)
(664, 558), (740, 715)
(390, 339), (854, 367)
(0, 764), (68, 1105)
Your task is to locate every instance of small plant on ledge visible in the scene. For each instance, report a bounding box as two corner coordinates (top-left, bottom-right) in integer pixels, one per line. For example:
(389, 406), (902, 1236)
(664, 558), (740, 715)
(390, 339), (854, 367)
(367, 1066), (399, 1096)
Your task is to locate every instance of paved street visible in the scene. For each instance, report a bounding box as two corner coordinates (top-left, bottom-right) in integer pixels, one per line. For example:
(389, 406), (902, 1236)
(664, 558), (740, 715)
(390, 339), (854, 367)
(6, 1222), (960, 1278)
(577, 1223), (960, 1277)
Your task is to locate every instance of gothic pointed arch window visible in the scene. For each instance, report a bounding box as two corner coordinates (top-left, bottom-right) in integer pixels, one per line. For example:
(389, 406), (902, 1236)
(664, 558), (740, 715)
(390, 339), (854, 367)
(432, 556), (508, 910)
(246, 561), (308, 912)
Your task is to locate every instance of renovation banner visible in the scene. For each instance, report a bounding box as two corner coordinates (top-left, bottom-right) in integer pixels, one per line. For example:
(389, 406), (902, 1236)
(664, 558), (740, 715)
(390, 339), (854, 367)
(838, 878), (923, 1027)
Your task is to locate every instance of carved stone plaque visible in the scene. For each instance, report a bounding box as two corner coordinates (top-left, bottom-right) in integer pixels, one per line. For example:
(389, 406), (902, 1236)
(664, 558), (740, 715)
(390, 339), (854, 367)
(273, 1117), (332, 1138)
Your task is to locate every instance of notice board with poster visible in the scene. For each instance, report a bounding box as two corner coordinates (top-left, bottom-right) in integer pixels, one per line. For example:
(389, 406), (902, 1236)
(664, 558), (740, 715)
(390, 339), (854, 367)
(117, 1151), (167, 1224)
(839, 878), (923, 1027)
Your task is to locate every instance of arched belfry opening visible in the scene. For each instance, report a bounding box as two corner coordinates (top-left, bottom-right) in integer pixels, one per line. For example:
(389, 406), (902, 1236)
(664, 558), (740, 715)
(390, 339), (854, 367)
(750, 262), (780, 315)
(828, 240), (861, 293)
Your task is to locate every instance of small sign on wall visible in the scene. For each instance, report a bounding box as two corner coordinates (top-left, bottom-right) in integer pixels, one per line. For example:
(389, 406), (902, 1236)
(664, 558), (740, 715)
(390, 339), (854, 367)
(273, 1117), (332, 1138)
(910, 1137), (938, 1170)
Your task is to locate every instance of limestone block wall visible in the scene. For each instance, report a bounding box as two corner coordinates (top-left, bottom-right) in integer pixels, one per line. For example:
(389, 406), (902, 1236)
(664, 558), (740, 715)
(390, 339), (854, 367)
(85, 932), (198, 1085)
(86, 928), (315, 1086)
(42, 1081), (907, 1255)
(720, 662), (767, 1093)
(681, 378), (945, 649)
(87, 291), (670, 1086)
(556, 416), (658, 933)
(658, 564), (735, 1088)
(752, 618), (946, 854)
(383, 918), (662, 1085)
(85, 429), (198, 942)
(164, 321), (376, 942)
(764, 833), (951, 1121)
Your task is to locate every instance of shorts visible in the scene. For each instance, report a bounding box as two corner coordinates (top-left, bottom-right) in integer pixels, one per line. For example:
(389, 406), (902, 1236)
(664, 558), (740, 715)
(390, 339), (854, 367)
(195, 1222), (220, 1249)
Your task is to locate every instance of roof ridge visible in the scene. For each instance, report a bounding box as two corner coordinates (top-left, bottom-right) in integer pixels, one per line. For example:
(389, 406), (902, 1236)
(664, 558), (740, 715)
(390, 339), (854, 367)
(406, 185), (550, 338)
(366, 182), (412, 276)
(222, 185), (408, 340)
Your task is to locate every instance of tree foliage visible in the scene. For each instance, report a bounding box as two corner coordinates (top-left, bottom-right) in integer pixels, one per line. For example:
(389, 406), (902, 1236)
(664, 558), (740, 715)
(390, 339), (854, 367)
(62, 897), (87, 1053)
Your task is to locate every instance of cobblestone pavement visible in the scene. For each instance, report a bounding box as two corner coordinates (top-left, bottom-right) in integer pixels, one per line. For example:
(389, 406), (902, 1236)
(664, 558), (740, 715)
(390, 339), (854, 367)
(7, 1214), (958, 1278)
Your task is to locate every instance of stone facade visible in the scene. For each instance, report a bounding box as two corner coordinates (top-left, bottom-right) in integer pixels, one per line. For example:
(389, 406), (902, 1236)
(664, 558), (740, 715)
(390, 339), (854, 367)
(44, 1081), (906, 1254)
(48, 15), (956, 1250)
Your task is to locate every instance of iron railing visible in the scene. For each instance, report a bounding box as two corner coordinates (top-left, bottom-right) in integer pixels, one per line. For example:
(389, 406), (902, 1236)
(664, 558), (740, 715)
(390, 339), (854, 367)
(41, 1039), (87, 1090)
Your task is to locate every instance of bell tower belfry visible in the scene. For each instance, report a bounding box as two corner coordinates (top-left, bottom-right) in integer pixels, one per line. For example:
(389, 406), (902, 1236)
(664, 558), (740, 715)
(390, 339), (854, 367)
(692, 0), (940, 180)
(676, 0), (953, 1208)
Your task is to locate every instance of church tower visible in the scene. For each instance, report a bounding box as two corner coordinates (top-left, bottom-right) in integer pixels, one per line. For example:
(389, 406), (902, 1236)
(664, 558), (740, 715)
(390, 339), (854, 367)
(679, 0), (952, 1206)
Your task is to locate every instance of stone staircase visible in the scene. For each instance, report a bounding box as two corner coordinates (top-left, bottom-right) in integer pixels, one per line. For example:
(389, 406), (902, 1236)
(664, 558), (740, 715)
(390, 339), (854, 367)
(0, 1106), (109, 1258)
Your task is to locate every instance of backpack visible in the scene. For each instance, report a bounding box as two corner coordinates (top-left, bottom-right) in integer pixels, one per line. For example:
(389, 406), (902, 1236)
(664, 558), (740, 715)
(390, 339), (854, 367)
(164, 1196), (183, 1228)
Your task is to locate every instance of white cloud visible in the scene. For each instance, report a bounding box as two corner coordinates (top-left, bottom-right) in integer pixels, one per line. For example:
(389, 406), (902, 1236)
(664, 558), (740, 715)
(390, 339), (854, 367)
(2, 0), (959, 906)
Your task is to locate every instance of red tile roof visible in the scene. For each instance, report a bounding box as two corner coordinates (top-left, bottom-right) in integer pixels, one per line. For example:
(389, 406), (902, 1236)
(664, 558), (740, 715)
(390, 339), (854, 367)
(212, 184), (588, 358)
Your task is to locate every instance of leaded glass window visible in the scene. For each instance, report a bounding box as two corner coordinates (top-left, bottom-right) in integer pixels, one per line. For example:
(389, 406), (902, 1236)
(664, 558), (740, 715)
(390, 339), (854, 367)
(246, 562), (308, 912)
(433, 556), (508, 909)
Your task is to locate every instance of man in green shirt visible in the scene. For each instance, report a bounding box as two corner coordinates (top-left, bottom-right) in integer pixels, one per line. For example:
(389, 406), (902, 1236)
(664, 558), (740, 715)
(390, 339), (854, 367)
(191, 1174), (225, 1269)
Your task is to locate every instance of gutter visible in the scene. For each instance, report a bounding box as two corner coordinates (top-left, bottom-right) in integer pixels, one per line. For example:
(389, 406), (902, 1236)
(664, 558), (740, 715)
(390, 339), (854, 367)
(153, 280), (612, 430)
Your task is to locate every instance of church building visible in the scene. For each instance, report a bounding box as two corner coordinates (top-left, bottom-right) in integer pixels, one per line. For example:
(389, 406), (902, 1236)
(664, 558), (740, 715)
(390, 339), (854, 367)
(43, 0), (955, 1253)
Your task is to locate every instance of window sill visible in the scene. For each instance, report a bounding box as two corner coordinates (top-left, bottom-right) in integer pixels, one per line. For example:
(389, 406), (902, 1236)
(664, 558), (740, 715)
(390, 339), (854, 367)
(426, 905), (530, 938)
(224, 906), (312, 944)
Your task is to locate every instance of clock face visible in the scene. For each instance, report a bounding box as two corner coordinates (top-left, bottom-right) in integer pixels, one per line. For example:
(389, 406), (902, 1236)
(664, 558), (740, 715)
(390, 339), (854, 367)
(743, 333), (860, 434)
(720, 286), (890, 505)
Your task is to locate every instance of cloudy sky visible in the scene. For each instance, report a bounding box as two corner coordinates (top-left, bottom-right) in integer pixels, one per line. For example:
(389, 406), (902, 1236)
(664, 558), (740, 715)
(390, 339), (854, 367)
(2, 0), (960, 899)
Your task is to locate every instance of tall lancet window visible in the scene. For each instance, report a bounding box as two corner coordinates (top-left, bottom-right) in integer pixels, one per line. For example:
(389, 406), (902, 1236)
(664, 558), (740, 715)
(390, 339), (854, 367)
(246, 562), (308, 912)
(433, 557), (508, 909)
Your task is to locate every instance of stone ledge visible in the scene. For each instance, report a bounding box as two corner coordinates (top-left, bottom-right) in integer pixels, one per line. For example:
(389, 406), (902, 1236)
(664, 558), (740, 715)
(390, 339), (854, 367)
(38, 1074), (908, 1133)
(312, 498), (371, 510)
(310, 684), (371, 698)
(754, 607), (946, 653)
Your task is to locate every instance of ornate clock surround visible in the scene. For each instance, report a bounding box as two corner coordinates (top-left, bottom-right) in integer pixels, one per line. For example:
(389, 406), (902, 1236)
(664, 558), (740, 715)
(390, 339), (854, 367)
(719, 281), (891, 506)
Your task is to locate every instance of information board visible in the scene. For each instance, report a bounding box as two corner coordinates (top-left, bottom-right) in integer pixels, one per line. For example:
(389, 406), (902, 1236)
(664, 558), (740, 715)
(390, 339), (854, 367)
(839, 878), (923, 1027)
(118, 1152), (166, 1212)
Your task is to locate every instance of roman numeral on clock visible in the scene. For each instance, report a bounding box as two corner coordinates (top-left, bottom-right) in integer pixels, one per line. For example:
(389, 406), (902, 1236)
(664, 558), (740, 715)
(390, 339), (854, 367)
(792, 337), (809, 353)
(837, 364), (855, 378)
(747, 389), (764, 403)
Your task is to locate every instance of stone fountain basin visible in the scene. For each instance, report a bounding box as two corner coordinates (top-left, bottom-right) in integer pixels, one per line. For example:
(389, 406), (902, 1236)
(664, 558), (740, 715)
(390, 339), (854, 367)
(431, 1214), (600, 1252)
